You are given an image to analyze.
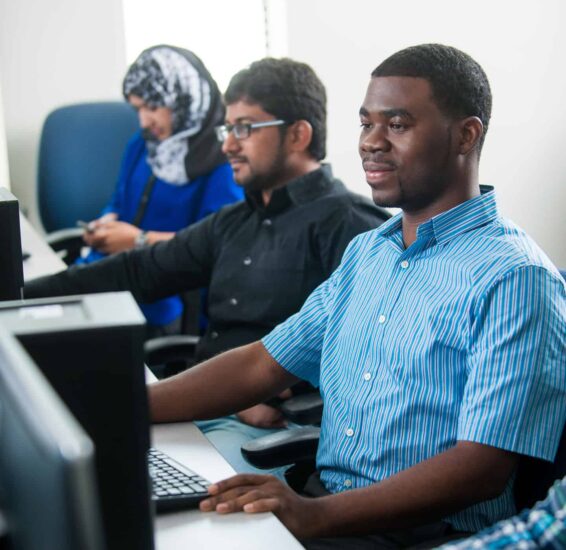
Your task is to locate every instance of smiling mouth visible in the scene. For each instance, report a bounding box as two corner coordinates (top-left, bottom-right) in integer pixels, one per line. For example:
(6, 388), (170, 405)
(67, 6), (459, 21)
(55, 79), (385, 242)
(228, 157), (247, 167)
(363, 161), (396, 185)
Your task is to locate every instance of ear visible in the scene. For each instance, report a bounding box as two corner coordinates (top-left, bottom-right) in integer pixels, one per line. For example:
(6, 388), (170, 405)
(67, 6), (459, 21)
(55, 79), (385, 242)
(285, 120), (313, 153)
(457, 116), (484, 156)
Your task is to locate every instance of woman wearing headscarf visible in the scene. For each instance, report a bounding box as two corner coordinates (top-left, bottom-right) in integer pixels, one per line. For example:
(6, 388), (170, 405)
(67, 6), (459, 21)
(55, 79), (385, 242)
(79, 45), (243, 335)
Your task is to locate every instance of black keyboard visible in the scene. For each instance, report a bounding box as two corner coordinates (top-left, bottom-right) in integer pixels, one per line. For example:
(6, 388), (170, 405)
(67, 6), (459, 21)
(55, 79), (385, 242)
(148, 448), (211, 513)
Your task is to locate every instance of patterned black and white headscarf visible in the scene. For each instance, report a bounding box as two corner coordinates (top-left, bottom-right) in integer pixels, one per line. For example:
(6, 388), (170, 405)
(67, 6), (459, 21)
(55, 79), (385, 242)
(123, 45), (226, 184)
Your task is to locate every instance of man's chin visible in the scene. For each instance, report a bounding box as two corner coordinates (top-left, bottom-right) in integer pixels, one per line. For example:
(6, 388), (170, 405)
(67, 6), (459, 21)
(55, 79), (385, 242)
(370, 189), (400, 209)
(240, 176), (270, 194)
(233, 173), (251, 188)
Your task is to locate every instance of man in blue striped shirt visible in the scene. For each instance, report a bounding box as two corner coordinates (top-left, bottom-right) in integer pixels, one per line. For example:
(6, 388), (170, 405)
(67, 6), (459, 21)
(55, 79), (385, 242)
(149, 44), (566, 548)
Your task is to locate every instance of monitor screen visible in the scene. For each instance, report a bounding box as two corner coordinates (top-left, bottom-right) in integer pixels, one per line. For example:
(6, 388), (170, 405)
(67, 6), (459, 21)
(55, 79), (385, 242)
(0, 292), (154, 550)
(0, 327), (105, 550)
(0, 188), (24, 301)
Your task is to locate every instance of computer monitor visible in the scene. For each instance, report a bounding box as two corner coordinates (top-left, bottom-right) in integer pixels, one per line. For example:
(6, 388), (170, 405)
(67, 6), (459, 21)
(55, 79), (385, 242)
(0, 188), (24, 301)
(0, 326), (105, 550)
(0, 292), (154, 550)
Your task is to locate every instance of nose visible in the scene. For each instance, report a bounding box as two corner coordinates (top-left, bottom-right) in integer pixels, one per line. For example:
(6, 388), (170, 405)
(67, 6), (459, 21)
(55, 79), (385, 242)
(221, 130), (240, 155)
(359, 125), (391, 154)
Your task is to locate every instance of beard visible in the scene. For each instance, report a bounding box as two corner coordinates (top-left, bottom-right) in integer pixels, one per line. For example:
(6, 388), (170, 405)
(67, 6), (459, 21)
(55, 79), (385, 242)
(238, 147), (289, 194)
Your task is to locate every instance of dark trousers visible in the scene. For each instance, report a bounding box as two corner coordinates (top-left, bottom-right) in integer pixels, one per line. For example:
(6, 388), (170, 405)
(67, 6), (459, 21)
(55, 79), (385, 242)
(300, 474), (471, 550)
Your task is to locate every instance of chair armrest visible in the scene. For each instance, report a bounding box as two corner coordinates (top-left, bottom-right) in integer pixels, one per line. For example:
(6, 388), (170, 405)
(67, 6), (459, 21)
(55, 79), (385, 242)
(143, 334), (200, 366)
(280, 393), (323, 425)
(45, 227), (84, 265)
(241, 426), (320, 469)
(45, 226), (84, 248)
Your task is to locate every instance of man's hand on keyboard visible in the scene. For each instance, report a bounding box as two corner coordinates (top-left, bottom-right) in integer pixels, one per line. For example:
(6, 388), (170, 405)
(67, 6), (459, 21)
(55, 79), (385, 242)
(199, 473), (324, 539)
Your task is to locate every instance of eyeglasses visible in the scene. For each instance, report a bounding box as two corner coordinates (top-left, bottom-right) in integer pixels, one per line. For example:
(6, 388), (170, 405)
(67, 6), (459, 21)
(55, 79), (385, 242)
(215, 119), (287, 142)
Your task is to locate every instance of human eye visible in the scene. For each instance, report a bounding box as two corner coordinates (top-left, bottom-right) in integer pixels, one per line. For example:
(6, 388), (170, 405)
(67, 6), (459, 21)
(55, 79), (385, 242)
(234, 122), (250, 132)
(389, 117), (409, 132)
(233, 122), (251, 139)
(359, 118), (372, 131)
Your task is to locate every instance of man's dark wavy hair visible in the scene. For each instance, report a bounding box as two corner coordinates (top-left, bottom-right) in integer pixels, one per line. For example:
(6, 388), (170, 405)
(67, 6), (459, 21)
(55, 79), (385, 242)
(372, 44), (492, 152)
(224, 58), (327, 160)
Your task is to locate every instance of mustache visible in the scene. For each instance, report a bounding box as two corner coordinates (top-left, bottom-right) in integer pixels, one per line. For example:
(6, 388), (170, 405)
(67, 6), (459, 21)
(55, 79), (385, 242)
(361, 156), (397, 170)
(227, 154), (247, 163)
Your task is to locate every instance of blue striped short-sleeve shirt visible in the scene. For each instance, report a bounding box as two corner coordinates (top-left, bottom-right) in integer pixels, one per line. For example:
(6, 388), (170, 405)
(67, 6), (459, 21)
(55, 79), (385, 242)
(263, 190), (566, 532)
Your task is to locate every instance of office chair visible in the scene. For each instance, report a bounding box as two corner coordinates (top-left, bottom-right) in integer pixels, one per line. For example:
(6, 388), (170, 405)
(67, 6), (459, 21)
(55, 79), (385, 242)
(243, 268), (566, 501)
(143, 286), (214, 378)
(143, 291), (202, 374)
(37, 101), (138, 264)
(241, 382), (323, 489)
(241, 400), (321, 491)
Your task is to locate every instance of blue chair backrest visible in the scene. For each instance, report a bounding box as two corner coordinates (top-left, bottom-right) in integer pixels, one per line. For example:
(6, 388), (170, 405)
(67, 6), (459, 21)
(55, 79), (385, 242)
(37, 102), (139, 232)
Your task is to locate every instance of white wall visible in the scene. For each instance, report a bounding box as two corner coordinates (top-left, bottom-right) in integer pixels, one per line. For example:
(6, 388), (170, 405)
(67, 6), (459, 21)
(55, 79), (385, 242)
(122, 0), (281, 93)
(286, 0), (566, 267)
(0, 79), (10, 189)
(0, 0), (127, 227)
(1, 0), (564, 266)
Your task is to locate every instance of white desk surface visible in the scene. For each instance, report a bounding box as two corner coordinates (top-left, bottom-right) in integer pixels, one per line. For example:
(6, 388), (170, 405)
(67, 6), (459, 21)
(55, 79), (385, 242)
(152, 422), (303, 549)
(20, 214), (66, 280)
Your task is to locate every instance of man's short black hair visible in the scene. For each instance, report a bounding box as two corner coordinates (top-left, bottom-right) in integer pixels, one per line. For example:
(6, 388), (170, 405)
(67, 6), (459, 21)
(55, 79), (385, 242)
(372, 44), (492, 151)
(224, 58), (327, 160)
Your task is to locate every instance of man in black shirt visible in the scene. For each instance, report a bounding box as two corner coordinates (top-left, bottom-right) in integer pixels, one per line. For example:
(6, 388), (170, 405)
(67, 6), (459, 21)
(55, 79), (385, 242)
(25, 58), (389, 473)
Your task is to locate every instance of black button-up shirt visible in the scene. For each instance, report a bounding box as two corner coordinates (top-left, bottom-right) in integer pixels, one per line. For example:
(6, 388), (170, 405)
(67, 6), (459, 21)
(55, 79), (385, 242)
(25, 165), (389, 361)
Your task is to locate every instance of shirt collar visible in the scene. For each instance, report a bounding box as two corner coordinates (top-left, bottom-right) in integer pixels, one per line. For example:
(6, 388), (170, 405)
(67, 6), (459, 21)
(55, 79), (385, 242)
(374, 185), (498, 244)
(425, 185), (498, 244)
(374, 211), (403, 238)
(245, 164), (344, 215)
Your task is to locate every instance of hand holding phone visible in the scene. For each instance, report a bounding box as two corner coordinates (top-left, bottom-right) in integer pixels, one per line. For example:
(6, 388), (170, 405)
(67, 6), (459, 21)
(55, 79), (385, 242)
(77, 220), (94, 233)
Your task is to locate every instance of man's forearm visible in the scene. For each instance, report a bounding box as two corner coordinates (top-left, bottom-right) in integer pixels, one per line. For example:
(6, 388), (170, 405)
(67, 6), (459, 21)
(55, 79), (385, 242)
(146, 230), (175, 244)
(149, 341), (299, 423)
(307, 441), (518, 538)
(24, 243), (181, 303)
(24, 252), (136, 299)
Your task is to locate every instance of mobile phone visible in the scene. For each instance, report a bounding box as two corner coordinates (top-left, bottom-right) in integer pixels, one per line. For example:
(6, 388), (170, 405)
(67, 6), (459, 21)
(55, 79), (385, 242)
(77, 220), (94, 233)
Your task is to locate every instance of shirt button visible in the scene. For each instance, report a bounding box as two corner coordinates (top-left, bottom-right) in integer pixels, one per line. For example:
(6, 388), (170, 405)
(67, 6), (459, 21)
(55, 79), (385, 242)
(378, 314), (386, 324)
(344, 479), (352, 488)
(210, 331), (219, 340)
(345, 428), (354, 437)
(229, 298), (238, 306)
(243, 256), (252, 266)
(400, 260), (409, 269)
(262, 218), (272, 227)
(363, 372), (371, 381)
